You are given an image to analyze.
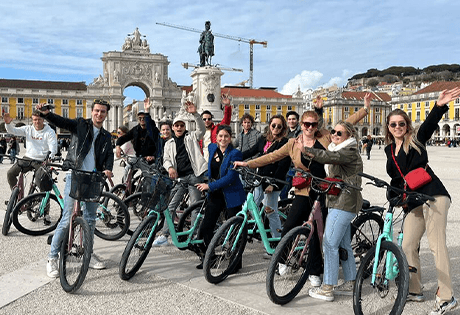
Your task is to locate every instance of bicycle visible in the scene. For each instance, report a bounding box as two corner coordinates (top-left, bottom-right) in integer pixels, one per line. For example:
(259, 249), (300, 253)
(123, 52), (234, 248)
(119, 169), (210, 280)
(353, 172), (435, 315)
(2, 155), (43, 235)
(12, 162), (129, 240)
(265, 168), (361, 305)
(202, 166), (289, 284)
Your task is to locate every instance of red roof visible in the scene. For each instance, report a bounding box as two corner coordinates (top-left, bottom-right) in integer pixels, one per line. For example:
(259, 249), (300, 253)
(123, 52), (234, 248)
(0, 79), (86, 90)
(220, 87), (292, 99)
(341, 91), (391, 102)
(414, 81), (460, 95)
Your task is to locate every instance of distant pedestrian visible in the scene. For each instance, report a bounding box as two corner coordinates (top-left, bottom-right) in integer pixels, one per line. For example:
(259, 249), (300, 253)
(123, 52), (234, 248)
(362, 135), (373, 160)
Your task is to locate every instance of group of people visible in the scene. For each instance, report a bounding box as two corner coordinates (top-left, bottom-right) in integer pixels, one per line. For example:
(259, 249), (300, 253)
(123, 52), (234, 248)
(2, 87), (458, 314)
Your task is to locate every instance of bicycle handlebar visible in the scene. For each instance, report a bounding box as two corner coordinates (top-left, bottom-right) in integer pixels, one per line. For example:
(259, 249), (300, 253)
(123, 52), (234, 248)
(233, 165), (289, 187)
(294, 168), (362, 191)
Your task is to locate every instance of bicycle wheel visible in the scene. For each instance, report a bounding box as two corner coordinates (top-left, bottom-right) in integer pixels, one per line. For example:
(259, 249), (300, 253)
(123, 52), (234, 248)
(353, 240), (409, 315)
(94, 191), (130, 241)
(203, 216), (247, 284)
(119, 214), (158, 280)
(60, 216), (92, 293)
(2, 187), (19, 236)
(351, 212), (384, 264)
(12, 192), (62, 236)
(110, 183), (127, 200)
(176, 201), (204, 245)
(266, 226), (311, 305)
(124, 192), (150, 236)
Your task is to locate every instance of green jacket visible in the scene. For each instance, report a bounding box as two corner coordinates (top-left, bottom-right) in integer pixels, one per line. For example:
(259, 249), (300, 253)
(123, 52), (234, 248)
(304, 140), (363, 214)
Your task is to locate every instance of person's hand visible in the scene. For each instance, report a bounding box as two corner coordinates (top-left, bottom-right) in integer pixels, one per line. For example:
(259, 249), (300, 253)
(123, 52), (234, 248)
(185, 101), (197, 114)
(364, 93), (372, 111)
(437, 87), (460, 106)
(103, 170), (113, 179)
(115, 146), (122, 158)
(222, 94), (231, 107)
(3, 113), (12, 124)
(144, 98), (151, 112)
(196, 183), (209, 192)
(295, 137), (305, 153)
(145, 156), (155, 162)
(168, 167), (178, 180)
(233, 161), (248, 168)
(265, 185), (274, 194)
(315, 96), (323, 109)
(35, 103), (49, 115)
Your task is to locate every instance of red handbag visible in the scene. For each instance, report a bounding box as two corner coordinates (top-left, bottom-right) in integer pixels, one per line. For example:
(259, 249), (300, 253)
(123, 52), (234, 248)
(391, 145), (432, 190)
(319, 177), (344, 195)
(292, 171), (312, 189)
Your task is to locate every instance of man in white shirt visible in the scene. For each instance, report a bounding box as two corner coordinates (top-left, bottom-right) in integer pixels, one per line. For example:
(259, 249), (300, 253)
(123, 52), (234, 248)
(3, 110), (57, 189)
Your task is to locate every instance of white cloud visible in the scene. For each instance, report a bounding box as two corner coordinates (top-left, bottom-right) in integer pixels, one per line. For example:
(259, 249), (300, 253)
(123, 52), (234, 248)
(280, 70), (324, 95)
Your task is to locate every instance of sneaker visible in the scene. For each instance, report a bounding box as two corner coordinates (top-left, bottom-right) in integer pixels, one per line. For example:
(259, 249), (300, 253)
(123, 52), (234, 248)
(263, 252), (272, 260)
(278, 263), (289, 276)
(430, 296), (458, 315)
(152, 235), (168, 247)
(406, 292), (425, 302)
(46, 258), (59, 278)
(44, 215), (51, 226)
(334, 280), (355, 296)
(309, 284), (334, 302)
(309, 274), (321, 287)
(88, 253), (106, 270)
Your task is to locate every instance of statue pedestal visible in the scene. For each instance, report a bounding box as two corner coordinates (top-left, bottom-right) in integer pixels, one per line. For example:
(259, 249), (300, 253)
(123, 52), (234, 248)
(191, 66), (224, 120)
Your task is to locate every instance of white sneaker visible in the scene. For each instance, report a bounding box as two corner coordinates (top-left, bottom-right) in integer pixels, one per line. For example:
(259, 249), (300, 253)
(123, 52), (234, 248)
(152, 235), (168, 247)
(89, 253), (106, 270)
(431, 296), (458, 315)
(47, 258), (59, 278)
(309, 274), (321, 287)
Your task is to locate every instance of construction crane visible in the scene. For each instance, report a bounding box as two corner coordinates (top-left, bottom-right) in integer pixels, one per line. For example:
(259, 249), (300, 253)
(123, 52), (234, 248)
(156, 21), (267, 88)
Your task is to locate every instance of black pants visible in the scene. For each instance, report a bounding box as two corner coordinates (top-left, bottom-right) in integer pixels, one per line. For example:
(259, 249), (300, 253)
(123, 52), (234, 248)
(281, 194), (326, 276)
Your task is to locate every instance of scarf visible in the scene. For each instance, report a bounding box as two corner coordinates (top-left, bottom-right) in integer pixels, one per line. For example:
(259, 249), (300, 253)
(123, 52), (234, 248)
(324, 138), (357, 176)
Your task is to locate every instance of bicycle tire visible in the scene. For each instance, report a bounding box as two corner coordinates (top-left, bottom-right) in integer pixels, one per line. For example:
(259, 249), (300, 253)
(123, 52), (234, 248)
(203, 216), (247, 284)
(110, 183), (128, 200)
(59, 216), (92, 293)
(119, 214), (158, 280)
(266, 225), (311, 305)
(123, 192), (152, 236)
(12, 192), (62, 236)
(176, 201), (204, 245)
(94, 191), (130, 241)
(350, 212), (384, 264)
(2, 187), (19, 236)
(353, 240), (409, 315)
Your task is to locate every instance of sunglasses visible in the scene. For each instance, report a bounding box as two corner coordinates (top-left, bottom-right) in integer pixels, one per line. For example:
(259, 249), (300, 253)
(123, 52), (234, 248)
(174, 124), (185, 128)
(302, 121), (318, 128)
(271, 123), (282, 130)
(330, 129), (344, 137)
(389, 122), (407, 128)
(202, 118), (212, 121)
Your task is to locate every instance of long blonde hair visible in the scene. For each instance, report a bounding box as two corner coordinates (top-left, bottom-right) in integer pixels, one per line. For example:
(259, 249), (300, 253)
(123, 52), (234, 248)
(384, 109), (423, 155)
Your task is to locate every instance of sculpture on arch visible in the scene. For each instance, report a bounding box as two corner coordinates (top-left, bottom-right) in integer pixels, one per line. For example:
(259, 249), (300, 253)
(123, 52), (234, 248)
(198, 21), (214, 67)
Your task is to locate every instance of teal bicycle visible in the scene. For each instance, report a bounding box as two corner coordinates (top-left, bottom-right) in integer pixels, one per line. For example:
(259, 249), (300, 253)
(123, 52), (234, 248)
(353, 172), (435, 315)
(11, 162), (129, 240)
(203, 166), (288, 284)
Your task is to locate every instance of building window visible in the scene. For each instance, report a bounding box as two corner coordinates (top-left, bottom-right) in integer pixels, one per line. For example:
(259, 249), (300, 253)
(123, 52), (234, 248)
(244, 104), (249, 110)
(425, 101), (429, 107)
(62, 99), (69, 105)
(76, 99), (83, 105)
(62, 108), (69, 118)
(344, 107), (349, 112)
(344, 113), (349, 119)
(1, 97), (8, 103)
(2, 106), (8, 114)
(255, 104), (260, 110)
(416, 111), (420, 121)
(455, 98), (460, 104)
(32, 98), (39, 104)
(408, 112), (412, 120)
(354, 107), (359, 112)
(266, 112), (271, 121)
(17, 107), (24, 120)
(444, 112), (449, 120)
(375, 108), (380, 113)
(408, 103), (411, 109)
(266, 105), (271, 110)
(17, 98), (24, 104)
(363, 115), (368, 123)
(425, 110), (429, 119)
(375, 114), (380, 124)
(416, 102), (421, 108)
(47, 99), (54, 105)
(76, 108), (83, 118)
(288, 105), (292, 110)
(455, 108), (459, 120)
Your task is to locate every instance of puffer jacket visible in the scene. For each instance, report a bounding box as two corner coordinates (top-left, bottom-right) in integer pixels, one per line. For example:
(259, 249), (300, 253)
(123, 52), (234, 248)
(42, 112), (114, 172)
(303, 139), (363, 214)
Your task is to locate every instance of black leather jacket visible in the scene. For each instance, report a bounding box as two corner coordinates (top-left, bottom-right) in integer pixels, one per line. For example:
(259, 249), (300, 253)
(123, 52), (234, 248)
(42, 112), (114, 172)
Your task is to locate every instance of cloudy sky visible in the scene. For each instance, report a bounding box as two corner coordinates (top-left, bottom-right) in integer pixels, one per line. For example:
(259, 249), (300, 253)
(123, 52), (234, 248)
(0, 0), (459, 104)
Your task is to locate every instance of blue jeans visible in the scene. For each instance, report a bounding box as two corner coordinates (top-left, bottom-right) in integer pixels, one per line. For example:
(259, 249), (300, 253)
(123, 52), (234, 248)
(9, 148), (17, 164)
(254, 185), (282, 238)
(48, 173), (98, 259)
(280, 168), (295, 200)
(322, 208), (356, 285)
(160, 173), (204, 237)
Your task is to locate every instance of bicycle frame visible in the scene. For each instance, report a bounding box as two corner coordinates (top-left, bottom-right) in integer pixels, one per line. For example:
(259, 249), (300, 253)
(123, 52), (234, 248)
(66, 200), (83, 252)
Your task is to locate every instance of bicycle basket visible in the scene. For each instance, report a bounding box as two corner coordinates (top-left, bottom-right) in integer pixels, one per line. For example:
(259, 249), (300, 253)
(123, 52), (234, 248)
(140, 173), (173, 210)
(34, 166), (53, 191)
(69, 170), (104, 202)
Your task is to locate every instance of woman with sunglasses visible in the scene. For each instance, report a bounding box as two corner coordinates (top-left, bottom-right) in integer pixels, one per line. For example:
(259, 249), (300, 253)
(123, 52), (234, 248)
(384, 88), (460, 314)
(234, 94), (371, 286)
(242, 115), (291, 242)
(298, 121), (363, 301)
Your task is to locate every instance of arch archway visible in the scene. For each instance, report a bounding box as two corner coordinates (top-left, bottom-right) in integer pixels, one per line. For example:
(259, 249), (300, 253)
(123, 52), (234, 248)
(442, 124), (450, 137)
